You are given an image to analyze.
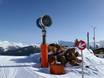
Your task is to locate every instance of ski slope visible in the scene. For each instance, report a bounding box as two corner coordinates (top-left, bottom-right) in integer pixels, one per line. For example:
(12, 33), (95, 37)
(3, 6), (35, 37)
(0, 48), (104, 78)
(0, 56), (46, 78)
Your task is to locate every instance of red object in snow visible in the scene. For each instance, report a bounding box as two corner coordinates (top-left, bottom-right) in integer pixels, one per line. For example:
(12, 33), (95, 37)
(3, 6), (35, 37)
(41, 44), (48, 67)
(77, 40), (86, 50)
(50, 63), (65, 75)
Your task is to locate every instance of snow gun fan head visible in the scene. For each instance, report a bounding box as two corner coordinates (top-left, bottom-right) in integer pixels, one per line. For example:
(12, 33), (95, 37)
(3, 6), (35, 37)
(36, 15), (52, 29)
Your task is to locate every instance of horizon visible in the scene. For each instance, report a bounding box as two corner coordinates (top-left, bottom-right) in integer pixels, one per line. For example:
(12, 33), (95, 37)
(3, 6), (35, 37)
(0, 39), (104, 45)
(0, 0), (104, 44)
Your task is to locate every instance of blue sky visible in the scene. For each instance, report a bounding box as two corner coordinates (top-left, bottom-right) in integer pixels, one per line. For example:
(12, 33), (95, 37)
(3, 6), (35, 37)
(0, 0), (104, 44)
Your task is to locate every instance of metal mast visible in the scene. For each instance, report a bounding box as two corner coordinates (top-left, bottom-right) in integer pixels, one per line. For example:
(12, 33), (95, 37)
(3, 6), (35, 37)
(92, 26), (96, 50)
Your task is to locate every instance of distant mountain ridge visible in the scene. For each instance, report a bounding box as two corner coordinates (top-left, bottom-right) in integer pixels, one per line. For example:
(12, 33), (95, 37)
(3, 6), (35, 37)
(0, 40), (104, 56)
(58, 40), (104, 49)
(0, 40), (40, 56)
(1, 46), (40, 56)
(90, 40), (104, 49)
(0, 40), (28, 51)
(58, 40), (74, 47)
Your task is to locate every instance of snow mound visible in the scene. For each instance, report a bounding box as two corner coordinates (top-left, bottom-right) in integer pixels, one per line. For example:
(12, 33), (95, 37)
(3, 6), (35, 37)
(31, 48), (104, 66)
(76, 48), (104, 65)
(29, 53), (41, 63)
(29, 48), (104, 78)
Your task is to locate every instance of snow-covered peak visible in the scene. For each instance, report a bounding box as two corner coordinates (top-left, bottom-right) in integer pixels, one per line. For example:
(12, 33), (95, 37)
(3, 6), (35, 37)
(0, 40), (28, 51)
(58, 40), (74, 47)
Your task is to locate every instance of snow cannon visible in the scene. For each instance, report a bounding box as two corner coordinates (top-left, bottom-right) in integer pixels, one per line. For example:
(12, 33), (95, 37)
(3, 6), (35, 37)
(36, 15), (52, 68)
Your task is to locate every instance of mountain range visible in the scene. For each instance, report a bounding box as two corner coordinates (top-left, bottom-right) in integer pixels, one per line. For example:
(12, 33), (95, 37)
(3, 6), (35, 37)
(58, 40), (104, 49)
(0, 40), (104, 56)
(0, 40), (40, 56)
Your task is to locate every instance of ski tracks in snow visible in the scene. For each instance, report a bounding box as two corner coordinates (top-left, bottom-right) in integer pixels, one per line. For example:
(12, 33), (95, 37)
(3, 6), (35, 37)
(0, 64), (18, 78)
(0, 63), (46, 78)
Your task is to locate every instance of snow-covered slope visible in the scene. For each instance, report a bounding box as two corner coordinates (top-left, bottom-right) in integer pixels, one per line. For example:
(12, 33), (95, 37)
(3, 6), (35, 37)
(0, 48), (104, 78)
(27, 48), (104, 78)
(76, 48), (104, 65)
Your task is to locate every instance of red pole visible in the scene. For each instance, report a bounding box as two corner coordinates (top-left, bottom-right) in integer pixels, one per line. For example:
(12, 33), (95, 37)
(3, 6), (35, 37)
(41, 44), (48, 67)
(41, 29), (48, 68)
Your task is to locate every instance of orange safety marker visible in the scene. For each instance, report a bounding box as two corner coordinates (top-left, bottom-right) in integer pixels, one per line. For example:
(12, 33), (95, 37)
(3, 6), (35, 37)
(50, 63), (65, 75)
(41, 44), (48, 67)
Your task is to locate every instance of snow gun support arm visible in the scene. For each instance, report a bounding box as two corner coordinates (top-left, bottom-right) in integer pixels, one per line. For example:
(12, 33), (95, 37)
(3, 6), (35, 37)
(42, 28), (46, 44)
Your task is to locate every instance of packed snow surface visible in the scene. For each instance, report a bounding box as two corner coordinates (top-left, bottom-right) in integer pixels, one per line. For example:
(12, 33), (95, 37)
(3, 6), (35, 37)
(0, 48), (104, 78)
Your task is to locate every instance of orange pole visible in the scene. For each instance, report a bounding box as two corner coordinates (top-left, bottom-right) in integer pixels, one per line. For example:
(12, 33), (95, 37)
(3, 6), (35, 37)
(41, 44), (48, 67)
